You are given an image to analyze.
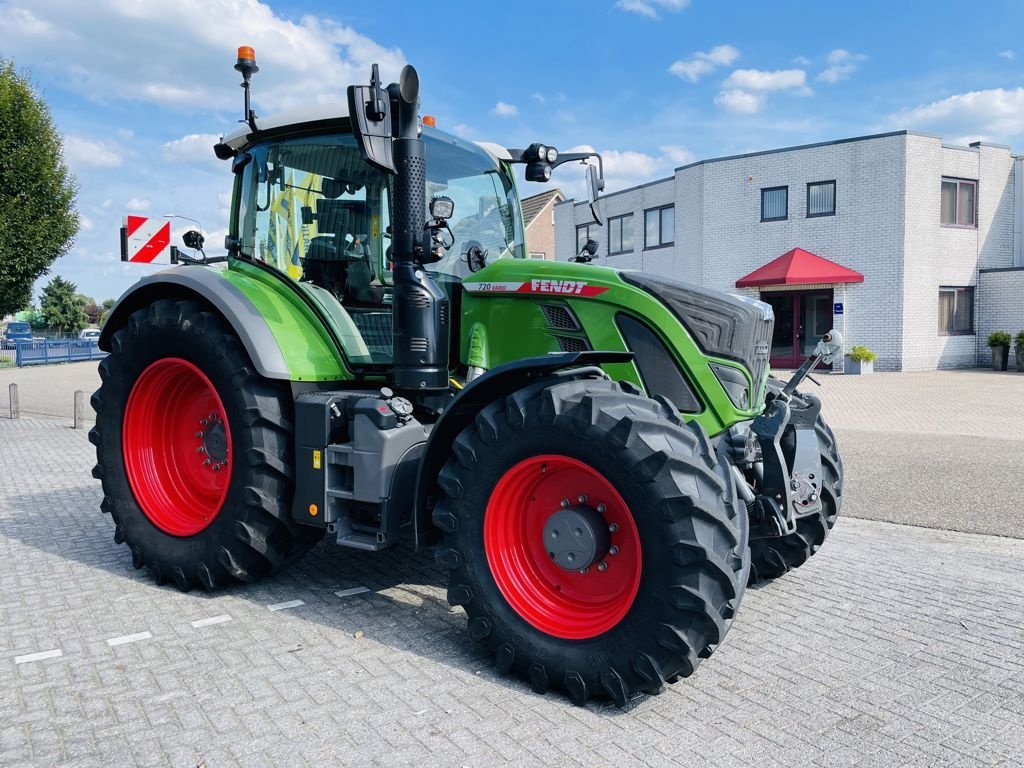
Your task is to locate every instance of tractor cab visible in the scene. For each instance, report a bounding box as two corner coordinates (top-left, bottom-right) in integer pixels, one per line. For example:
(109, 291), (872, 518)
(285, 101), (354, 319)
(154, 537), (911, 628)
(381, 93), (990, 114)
(224, 119), (526, 365)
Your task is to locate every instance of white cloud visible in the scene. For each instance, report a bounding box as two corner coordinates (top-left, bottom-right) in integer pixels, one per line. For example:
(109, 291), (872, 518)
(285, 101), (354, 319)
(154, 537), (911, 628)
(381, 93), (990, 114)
(723, 68), (809, 93)
(0, 0), (406, 114)
(564, 143), (691, 193)
(162, 133), (223, 169)
(717, 68), (810, 114)
(615, 0), (690, 18)
(452, 123), (472, 138)
(715, 89), (763, 114)
(125, 197), (150, 212)
(817, 49), (867, 83)
(668, 45), (740, 83)
(792, 55), (811, 66)
(999, 49), (1015, 60)
(889, 87), (1024, 143)
(531, 92), (546, 103)
(659, 144), (695, 165)
(62, 135), (124, 169)
(491, 101), (519, 117)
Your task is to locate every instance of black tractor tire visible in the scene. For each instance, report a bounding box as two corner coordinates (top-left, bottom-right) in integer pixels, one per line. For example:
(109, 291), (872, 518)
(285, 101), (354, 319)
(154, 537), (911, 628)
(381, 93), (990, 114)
(432, 377), (749, 706)
(748, 377), (843, 584)
(89, 298), (324, 591)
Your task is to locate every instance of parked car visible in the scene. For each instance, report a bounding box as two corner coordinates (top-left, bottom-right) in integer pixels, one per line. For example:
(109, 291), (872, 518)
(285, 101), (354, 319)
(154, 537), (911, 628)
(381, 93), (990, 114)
(2, 321), (33, 349)
(79, 328), (101, 341)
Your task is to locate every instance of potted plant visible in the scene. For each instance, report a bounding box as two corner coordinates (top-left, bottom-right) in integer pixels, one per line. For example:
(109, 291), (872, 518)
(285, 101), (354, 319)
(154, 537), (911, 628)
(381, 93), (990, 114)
(845, 344), (876, 375)
(987, 331), (1011, 371)
(1015, 330), (1024, 372)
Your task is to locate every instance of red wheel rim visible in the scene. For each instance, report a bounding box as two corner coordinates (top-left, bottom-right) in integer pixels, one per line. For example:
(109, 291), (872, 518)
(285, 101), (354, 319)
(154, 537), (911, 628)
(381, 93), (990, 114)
(122, 358), (232, 536)
(484, 455), (642, 640)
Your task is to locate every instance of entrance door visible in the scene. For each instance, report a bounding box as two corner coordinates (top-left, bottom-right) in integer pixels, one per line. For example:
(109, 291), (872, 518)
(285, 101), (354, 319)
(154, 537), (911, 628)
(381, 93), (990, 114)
(761, 289), (834, 369)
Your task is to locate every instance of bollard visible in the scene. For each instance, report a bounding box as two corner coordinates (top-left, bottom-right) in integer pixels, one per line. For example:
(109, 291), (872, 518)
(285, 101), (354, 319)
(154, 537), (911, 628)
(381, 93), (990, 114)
(74, 390), (85, 429)
(9, 382), (18, 419)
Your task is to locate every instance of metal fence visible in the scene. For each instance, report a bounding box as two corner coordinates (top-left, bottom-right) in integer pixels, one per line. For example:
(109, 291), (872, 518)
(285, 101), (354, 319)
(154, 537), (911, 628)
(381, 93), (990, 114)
(1, 339), (107, 367)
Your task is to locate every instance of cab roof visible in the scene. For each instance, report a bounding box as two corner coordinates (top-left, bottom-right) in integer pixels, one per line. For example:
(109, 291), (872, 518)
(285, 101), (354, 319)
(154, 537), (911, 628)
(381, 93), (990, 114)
(220, 103), (512, 162)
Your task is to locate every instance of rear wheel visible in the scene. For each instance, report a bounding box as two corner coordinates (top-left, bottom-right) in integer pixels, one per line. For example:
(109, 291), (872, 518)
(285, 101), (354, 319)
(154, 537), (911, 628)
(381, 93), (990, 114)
(748, 379), (843, 583)
(433, 377), (749, 705)
(89, 299), (324, 590)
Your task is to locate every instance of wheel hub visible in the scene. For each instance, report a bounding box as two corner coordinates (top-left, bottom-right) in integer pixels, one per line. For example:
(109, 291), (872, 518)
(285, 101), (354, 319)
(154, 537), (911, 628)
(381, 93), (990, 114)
(543, 504), (610, 571)
(201, 416), (228, 464)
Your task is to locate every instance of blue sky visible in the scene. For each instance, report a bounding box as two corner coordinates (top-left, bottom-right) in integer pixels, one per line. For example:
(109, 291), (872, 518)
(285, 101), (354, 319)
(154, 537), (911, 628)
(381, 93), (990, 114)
(1, 0), (1022, 302)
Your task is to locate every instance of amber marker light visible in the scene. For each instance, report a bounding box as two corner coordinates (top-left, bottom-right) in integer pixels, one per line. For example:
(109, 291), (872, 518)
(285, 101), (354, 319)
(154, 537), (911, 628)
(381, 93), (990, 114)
(422, 115), (437, 127)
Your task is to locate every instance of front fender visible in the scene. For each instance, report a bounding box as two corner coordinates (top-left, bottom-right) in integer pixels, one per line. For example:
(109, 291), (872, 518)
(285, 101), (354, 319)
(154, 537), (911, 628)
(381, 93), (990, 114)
(413, 351), (633, 548)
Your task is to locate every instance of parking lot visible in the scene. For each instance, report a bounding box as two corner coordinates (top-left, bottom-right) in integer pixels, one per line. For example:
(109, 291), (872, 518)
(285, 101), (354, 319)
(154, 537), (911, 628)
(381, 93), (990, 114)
(2, 366), (1023, 767)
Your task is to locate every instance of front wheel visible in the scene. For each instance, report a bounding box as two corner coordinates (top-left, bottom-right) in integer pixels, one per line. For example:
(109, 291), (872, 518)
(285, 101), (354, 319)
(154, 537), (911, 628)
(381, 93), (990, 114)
(433, 378), (749, 705)
(89, 298), (323, 591)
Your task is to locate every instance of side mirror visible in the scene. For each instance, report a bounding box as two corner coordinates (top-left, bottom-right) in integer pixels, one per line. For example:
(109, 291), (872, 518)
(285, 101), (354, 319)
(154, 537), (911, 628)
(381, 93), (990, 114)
(586, 164), (604, 225)
(183, 230), (205, 251)
(347, 63), (396, 174)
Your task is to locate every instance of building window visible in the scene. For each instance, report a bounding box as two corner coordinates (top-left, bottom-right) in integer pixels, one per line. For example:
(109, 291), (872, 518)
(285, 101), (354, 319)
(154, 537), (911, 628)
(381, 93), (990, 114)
(529, 251), (545, 259)
(938, 287), (974, 335)
(761, 186), (788, 221)
(644, 205), (674, 249)
(941, 178), (976, 227)
(807, 181), (836, 217)
(576, 224), (594, 254)
(608, 214), (634, 255)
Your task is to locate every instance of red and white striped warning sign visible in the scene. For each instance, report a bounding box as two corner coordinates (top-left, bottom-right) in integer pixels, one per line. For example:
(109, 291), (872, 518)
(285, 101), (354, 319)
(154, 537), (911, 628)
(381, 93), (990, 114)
(120, 216), (172, 264)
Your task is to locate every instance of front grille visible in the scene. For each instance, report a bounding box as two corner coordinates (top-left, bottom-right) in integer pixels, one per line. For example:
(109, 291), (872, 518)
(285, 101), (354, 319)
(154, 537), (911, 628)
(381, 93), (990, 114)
(540, 304), (580, 331)
(555, 335), (590, 353)
(408, 337), (429, 353)
(751, 316), (773, 404)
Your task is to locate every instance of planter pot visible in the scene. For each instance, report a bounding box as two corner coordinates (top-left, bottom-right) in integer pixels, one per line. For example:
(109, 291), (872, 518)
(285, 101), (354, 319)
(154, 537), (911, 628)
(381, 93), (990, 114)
(991, 345), (1010, 371)
(845, 357), (874, 375)
(1016, 346), (1024, 372)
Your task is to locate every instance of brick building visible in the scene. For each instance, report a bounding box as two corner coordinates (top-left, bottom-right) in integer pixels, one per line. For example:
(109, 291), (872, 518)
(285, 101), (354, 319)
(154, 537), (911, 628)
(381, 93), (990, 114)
(520, 188), (564, 261)
(554, 131), (1023, 371)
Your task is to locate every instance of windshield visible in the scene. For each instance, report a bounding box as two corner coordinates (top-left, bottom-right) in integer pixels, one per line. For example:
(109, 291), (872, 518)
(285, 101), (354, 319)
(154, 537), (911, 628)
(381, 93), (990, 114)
(237, 130), (525, 283)
(234, 128), (524, 365)
(7, 322), (30, 335)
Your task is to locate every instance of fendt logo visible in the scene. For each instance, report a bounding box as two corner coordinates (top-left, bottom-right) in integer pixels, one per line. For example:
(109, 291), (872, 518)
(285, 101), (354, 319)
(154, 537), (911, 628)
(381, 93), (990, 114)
(462, 280), (609, 298)
(530, 279), (586, 294)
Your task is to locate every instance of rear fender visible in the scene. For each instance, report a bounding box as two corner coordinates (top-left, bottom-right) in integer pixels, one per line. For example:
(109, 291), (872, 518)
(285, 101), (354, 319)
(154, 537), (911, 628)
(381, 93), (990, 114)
(413, 351), (633, 548)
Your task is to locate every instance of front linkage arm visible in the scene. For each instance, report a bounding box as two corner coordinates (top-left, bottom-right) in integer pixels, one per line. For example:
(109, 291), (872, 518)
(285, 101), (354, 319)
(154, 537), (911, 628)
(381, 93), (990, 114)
(750, 329), (843, 537)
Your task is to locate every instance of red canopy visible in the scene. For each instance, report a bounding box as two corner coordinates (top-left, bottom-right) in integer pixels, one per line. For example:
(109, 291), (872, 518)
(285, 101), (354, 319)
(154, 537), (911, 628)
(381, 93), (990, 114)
(736, 247), (864, 288)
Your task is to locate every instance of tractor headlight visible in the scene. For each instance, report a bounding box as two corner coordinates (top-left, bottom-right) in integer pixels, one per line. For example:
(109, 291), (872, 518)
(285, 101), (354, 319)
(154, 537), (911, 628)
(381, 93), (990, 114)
(430, 195), (454, 220)
(546, 147), (558, 163)
(710, 363), (750, 410)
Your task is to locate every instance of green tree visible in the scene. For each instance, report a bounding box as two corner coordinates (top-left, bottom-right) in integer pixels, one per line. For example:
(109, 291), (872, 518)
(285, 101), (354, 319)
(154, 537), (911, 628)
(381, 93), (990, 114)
(40, 275), (86, 333)
(99, 297), (116, 326)
(0, 60), (79, 317)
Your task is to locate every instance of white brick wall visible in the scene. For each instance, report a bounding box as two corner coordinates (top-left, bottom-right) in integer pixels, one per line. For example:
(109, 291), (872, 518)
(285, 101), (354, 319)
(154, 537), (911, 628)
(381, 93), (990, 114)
(553, 131), (1018, 372)
(977, 268), (1024, 369)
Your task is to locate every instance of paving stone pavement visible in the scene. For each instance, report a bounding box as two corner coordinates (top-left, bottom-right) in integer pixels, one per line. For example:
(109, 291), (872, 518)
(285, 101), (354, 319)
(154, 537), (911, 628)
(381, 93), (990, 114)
(2, 417), (1023, 767)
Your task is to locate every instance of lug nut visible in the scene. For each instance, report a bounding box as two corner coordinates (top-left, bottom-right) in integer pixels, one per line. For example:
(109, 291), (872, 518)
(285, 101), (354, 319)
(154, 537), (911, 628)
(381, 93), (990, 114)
(597, 561), (608, 572)
(580, 567), (589, 575)
(196, 431), (204, 438)
(609, 545), (619, 556)
(577, 494), (588, 504)
(203, 459), (211, 466)
(196, 446), (205, 454)
(200, 418), (208, 426)
(213, 464), (221, 471)
(560, 499), (569, 508)
(597, 503), (606, 514)
(608, 523), (619, 533)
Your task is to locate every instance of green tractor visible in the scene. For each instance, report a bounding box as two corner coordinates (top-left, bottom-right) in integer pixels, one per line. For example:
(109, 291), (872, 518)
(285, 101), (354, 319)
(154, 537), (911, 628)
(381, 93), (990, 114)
(90, 50), (845, 705)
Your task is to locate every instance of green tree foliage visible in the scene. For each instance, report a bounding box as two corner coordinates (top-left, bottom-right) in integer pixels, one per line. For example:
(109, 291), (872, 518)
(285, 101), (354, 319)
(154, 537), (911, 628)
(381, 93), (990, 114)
(99, 297), (116, 326)
(41, 275), (86, 333)
(0, 60), (79, 317)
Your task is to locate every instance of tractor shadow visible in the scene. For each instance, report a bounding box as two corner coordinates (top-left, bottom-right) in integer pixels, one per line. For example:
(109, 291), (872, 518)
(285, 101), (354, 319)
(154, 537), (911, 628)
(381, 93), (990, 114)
(5, 484), (639, 713)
